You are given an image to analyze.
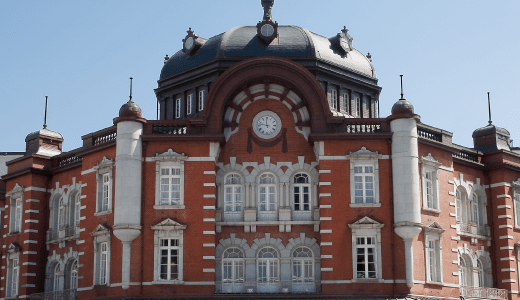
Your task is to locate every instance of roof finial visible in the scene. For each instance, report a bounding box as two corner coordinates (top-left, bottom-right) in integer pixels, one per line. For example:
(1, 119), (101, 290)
(43, 96), (48, 129)
(487, 92), (492, 125)
(400, 75), (404, 100)
(342, 26), (348, 34)
(129, 77), (133, 103)
(261, 0), (274, 21)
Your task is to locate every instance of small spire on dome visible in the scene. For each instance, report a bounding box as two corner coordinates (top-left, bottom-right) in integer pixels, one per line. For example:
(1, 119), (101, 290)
(128, 77), (133, 103)
(261, 0), (274, 21)
(43, 96), (48, 129)
(400, 75), (405, 100)
(367, 52), (372, 62)
(487, 92), (492, 125)
(342, 26), (348, 34)
(187, 27), (194, 35)
(164, 54), (169, 64)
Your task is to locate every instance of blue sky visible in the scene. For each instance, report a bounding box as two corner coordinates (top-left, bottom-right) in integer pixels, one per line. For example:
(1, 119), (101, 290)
(1, 1), (519, 152)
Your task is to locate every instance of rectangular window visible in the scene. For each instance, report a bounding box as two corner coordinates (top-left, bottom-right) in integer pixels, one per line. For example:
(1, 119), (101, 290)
(7, 258), (19, 297)
(356, 237), (376, 279)
(428, 240), (437, 281)
(187, 94), (193, 115)
(515, 194), (520, 228)
(102, 174), (110, 212)
(14, 198), (22, 233)
(259, 186), (276, 211)
(159, 238), (179, 281)
(331, 89), (337, 110)
(354, 166), (374, 204)
(175, 98), (181, 119)
(356, 97), (361, 117)
(294, 186), (310, 211)
(342, 93), (349, 114)
(160, 167), (181, 206)
(198, 90), (204, 111)
(425, 172), (434, 208)
(99, 242), (108, 285)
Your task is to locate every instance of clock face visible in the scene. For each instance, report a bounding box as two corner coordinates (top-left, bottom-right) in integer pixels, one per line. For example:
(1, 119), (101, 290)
(261, 24), (274, 37)
(257, 116), (277, 136)
(185, 37), (194, 50)
(252, 111), (282, 139)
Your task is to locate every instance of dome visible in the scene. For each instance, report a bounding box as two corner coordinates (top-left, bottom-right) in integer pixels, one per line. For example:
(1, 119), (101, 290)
(391, 99), (414, 116)
(119, 100), (142, 118)
(472, 124), (510, 138)
(160, 26), (376, 80)
(25, 128), (63, 141)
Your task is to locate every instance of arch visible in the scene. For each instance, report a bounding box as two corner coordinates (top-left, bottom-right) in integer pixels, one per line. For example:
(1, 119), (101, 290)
(196, 57), (333, 134)
(64, 258), (78, 290)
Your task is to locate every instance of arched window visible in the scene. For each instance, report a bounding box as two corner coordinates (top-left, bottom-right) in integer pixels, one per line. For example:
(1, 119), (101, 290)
(58, 197), (66, 230)
(456, 188), (468, 223)
(222, 248), (244, 283)
(257, 247), (279, 282)
(293, 173), (310, 211)
(53, 263), (61, 291)
(459, 255), (471, 287)
(65, 259), (78, 290)
(477, 259), (484, 287)
(258, 174), (277, 220)
(292, 247), (313, 283)
(224, 174), (242, 212)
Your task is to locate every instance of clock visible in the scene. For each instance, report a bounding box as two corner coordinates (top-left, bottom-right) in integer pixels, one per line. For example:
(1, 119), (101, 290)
(253, 111), (282, 139)
(185, 37), (194, 50)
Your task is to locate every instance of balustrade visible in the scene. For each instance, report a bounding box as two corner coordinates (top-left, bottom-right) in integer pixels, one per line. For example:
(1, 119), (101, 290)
(460, 285), (508, 300)
(30, 288), (76, 300)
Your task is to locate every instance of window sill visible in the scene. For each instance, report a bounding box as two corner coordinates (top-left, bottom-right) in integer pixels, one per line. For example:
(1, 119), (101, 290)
(351, 278), (384, 283)
(349, 203), (381, 208)
(94, 209), (112, 216)
(153, 205), (185, 210)
(8, 231), (21, 236)
(422, 207), (441, 214)
(46, 235), (80, 245)
(152, 280), (184, 285)
(425, 280), (443, 286)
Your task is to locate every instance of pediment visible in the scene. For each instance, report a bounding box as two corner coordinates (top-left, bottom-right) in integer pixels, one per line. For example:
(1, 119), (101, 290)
(98, 156), (114, 166)
(424, 221), (444, 233)
(154, 149), (188, 162)
(347, 147), (382, 160)
(512, 178), (520, 189)
(7, 243), (22, 254)
(348, 216), (384, 229)
(151, 218), (187, 231)
(91, 224), (110, 237)
(421, 153), (442, 167)
(7, 183), (24, 198)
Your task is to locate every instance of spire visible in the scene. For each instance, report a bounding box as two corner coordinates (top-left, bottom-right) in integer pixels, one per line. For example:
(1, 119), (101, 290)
(400, 75), (405, 100)
(487, 92), (492, 125)
(261, 0), (274, 21)
(129, 77), (133, 102)
(43, 96), (48, 129)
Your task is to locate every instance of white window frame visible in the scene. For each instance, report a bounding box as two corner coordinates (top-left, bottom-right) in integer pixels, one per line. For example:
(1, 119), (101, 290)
(257, 247), (279, 283)
(94, 157), (114, 215)
(459, 255), (471, 287)
(91, 225), (111, 286)
(342, 92), (349, 114)
(349, 217), (383, 282)
(355, 97), (361, 117)
(187, 94), (193, 115)
(257, 173), (278, 221)
(152, 218), (186, 284)
(291, 246), (314, 283)
(222, 247), (245, 284)
(348, 148), (381, 207)
(6, 243), (21, 298)
(292, 173), (311, 211)
(153, 150), (187, 209)
(175, 98), (181, 119)
(198, 90), (205, 111)
(514, 190), (520, 229)
(424, 223), (444, 284)
(421, 154), (441, 213)
(158, 238), (181, 281)
(331, 89), (338, 111)
(456, 187), (469, 223)
(7, 184), (24, 235)
(223, 173), (243, 213)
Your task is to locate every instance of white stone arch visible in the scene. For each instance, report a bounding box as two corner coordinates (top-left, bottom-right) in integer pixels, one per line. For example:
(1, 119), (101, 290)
(45, 250), (63, 292)
(469, 179), (488, 226)
(63, 248), (80, 290)
(215, 233), (251, 285)
(250, 233), (286, 258)
(287, 232), (320, 293)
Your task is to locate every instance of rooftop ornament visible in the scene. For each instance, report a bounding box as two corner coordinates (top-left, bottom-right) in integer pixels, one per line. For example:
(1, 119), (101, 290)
(257, 0), (278, 44)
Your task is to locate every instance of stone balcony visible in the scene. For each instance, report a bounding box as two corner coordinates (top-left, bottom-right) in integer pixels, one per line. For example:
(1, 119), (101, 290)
(460, 285), (508, 299)
(30, 288), (76, 300)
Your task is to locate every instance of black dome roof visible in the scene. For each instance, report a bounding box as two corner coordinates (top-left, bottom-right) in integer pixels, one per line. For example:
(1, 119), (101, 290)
(160, 26), (375, 80)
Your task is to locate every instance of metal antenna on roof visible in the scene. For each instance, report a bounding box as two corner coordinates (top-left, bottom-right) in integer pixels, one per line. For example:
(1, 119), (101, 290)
(487, 92), (492, 125)
(43, 96), (48, 129)
(129, 77), (133, 102)
(400, 75), (404, 100)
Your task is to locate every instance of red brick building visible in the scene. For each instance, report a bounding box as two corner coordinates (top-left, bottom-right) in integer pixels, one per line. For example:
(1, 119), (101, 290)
(2, 2), (520, 300)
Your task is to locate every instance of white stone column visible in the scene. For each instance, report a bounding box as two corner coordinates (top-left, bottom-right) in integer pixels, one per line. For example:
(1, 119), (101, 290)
(279, 183), (284, 208)
(285, 182), (290, 207)
(251, 183), (256, 208)
(245, 183), (250, 208)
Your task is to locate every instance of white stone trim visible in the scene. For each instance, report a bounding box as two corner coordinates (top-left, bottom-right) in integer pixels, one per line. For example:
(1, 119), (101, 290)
(502, 268), (515, 272)
(203, 206), (215, 210)
(321, 268), (333, 271)
(204, 171), (216, 175)
(203, 243), (215, 247)
(501, 246), (514, 250)
(320, 217), (332, 221)
(499, 215), (512, 219)
(203, 194), (215, 198)
(498, 205), (511, 209)
(152, 218), (185, 283)
(24, 186), (47, 193)
(490, 182), (511, 188)
(81, 168), (96, 175)
(498, 194), (511, 198)
(203, 183), (215, 187)
(320, 242), (332, 246)
(24, 219), (38, 223)
(319, 205), (331, 209)
(499, 225), (513, 229)
(203, 231), (215, 235)
(319, 170), (331, 173)
(503, 279), (516, 283)
(24, 210), (38, 214)
(25, 199), (39, 203)
(320, 229), (332, 234)
(500, 235), (513, 239)
(202, 269), (215, 273)
(319, 193), (331, 197)
(203, 256), (215, 260)
(501, 257), (515, 261)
